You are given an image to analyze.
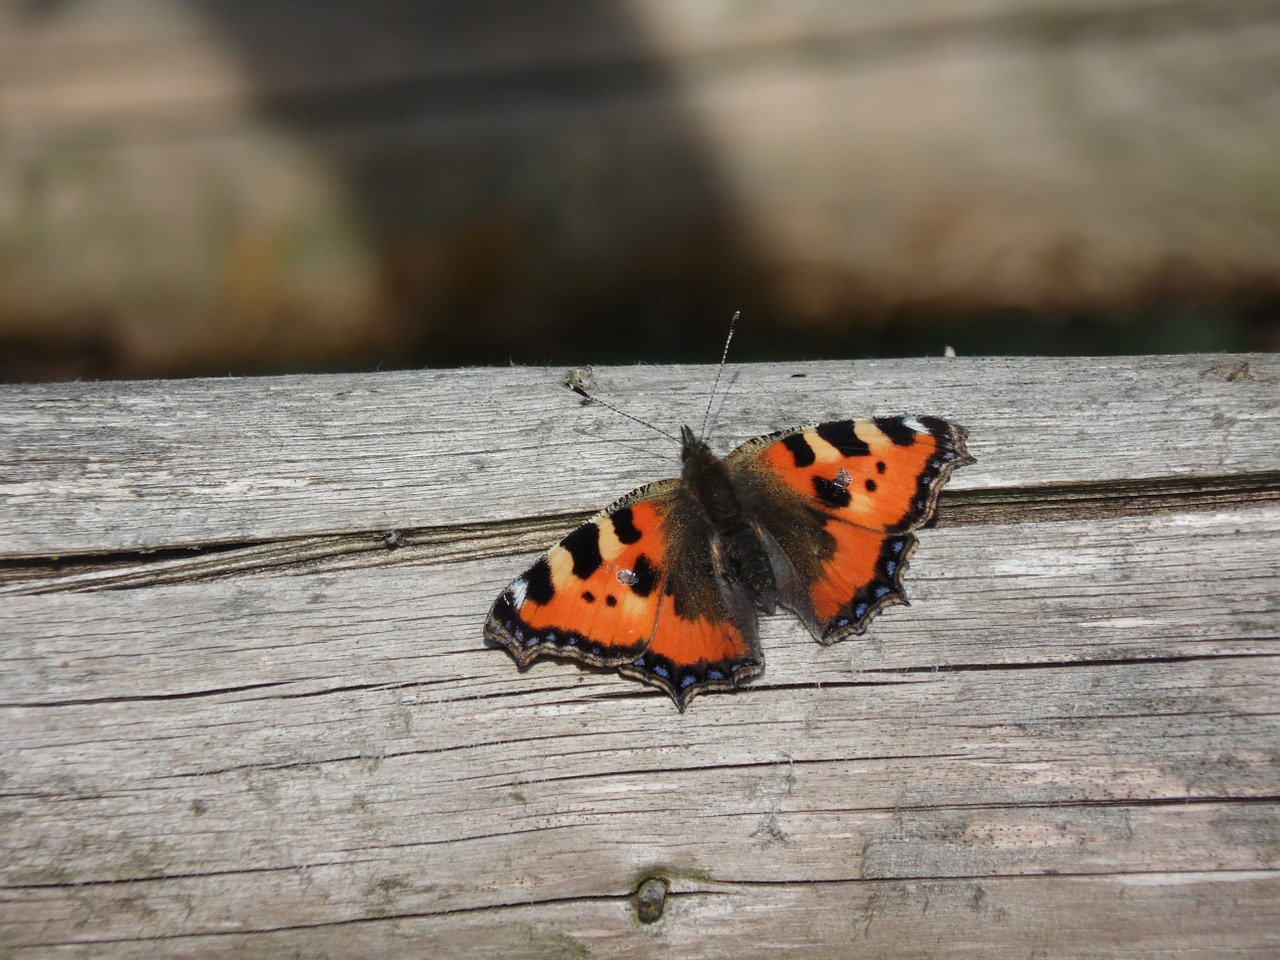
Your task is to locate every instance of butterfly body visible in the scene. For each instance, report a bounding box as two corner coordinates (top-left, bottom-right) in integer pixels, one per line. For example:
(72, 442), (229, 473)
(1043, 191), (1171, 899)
(678, 424), (780, 616)
(486, 414), (973, 710)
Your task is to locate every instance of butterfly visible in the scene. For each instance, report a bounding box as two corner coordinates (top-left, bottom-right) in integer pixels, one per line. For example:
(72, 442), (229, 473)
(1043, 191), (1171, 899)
(485, 365), (974, 710)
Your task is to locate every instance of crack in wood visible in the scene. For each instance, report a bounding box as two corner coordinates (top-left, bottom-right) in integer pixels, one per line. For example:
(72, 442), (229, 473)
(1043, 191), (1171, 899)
(942, 473), (1280, 525)
(857, 651), (1280, 675)
(3, 473), (1277, 595)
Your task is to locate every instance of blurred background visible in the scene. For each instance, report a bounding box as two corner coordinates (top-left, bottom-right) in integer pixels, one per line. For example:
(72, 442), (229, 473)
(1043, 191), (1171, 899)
(2, 0), (1278, 382)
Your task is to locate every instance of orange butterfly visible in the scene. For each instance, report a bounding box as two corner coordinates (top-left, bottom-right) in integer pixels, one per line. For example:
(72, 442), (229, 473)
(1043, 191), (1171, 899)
(486, 398), (974, 710)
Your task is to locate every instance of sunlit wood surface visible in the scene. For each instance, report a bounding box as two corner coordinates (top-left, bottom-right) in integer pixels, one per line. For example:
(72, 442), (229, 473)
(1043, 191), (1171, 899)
(2, 354), (1278, 957)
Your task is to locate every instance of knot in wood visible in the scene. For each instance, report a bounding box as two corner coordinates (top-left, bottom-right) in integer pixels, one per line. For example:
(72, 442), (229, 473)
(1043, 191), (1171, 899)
(634, 877), (668, 924)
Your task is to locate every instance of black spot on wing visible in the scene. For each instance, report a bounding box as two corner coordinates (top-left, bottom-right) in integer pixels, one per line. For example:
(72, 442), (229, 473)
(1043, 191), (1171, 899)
(524, 558), (555, 605)
(629, 553), (658, 597)
(915, 415), (952, 438)
(487, 590), (517, 637)
(813, 475), (853, 508)
(561, 522), (603, 579)
(816, 421), (871, 457)
(874, 416), (919, 447)
(780, 432), (816, 467)
(610, 507), (642, 545)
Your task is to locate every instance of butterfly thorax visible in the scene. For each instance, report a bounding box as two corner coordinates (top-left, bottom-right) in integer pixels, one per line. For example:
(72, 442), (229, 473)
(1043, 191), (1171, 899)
(679, 426), (780, 614)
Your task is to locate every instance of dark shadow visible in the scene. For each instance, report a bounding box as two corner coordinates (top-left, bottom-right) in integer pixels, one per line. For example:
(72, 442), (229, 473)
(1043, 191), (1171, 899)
(9, 1), (1274, 378)
(71, 0), (778, 370)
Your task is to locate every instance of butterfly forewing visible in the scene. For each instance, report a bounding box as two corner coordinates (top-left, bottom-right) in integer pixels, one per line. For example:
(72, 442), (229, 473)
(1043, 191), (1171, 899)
(485, 481), (679, 670)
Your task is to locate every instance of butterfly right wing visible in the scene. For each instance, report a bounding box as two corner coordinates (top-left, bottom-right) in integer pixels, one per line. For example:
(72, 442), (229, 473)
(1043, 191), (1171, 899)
(485, 480), (763, 710)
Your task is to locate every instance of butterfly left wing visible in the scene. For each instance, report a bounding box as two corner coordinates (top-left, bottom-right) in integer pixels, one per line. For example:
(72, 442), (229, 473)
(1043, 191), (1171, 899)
(727, 416), (974, 644)
(485, 479), (764, 710)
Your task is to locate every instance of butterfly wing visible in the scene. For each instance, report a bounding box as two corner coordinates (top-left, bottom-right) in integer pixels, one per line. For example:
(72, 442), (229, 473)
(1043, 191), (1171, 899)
(485, 479), (763, 710)
(727, 416), (973, 644)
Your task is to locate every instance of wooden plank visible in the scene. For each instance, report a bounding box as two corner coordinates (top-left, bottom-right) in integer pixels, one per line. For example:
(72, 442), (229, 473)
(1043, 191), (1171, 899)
(1, 355), (1278, 956)
(6, 874), (1278, 960)
(5, 875), (1274, 957)
(2, 354), (1277, 559)
(3, 506), (1278, 954)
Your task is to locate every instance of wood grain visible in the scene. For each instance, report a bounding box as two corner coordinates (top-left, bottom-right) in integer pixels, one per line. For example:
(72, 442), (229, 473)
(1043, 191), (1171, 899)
(1, 355), (1278, 957)
(2, 354), (1276, 558)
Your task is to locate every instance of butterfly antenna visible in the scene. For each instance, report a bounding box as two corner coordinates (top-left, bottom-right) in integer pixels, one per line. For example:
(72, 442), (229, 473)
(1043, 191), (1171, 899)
(699, 310), (739, 440)
(564, 380), (682, 445)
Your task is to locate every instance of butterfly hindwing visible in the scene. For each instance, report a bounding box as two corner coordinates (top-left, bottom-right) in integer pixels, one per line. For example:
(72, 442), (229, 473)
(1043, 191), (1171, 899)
(485, 479), (763, 710)
(728, 416), (973, 644)
(617, 482), (763, 709)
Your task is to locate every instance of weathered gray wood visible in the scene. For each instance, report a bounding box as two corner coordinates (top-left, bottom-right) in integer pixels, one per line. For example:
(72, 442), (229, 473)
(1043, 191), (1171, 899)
(9, 874), (1278, 959)
(1, 356), (1278, 957)
(2, 354), (1276, 559)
